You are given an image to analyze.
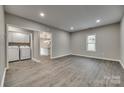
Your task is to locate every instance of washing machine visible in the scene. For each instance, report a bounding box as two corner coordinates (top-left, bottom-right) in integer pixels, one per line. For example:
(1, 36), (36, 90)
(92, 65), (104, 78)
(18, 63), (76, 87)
(8, 46), (19, 62)
(20, 46), (31, 60)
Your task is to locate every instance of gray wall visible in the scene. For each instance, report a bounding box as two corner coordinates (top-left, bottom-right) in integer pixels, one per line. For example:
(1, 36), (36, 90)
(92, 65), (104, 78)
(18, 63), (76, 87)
(51, 28), (71, 58)
(5, 13), (71, 59)
(32, 31), (40, 59)
(71, 23), (120, 60)
(32, 29), (71, 59)
(121, 16), (124, 65)
(5, 13), (120, 61)
(0, 6), (5, 85)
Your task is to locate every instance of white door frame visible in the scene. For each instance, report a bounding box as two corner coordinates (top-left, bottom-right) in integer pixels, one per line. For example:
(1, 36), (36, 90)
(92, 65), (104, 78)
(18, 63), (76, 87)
(39, 32), (52, 57)
(5, 24), (9, 69)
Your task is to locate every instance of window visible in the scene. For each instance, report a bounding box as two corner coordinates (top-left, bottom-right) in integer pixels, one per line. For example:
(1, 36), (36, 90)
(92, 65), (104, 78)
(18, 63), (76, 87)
(87, 35), (96, 52)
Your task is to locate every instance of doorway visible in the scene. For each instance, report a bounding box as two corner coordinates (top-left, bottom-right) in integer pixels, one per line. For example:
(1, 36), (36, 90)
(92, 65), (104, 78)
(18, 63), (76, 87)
(6, 25), (33, 68)
(40, 32), (52, 58)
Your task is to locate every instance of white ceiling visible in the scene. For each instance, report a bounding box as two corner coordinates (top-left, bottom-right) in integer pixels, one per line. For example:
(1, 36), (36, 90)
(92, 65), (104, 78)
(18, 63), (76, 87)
(5, 5), (124, 32)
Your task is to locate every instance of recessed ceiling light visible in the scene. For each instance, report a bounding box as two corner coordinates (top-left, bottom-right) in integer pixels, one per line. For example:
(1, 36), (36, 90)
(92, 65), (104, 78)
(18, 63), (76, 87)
(70, 27), (74, 30)
(40, 12), (45, 17)
(96, 19), (100, 23)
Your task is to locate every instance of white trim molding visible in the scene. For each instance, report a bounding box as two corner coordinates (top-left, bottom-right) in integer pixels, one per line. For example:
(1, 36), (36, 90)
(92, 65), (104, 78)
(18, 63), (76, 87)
(119, 60), (124, 69)
(71, 54), (120, 62)
(32, 58), (40, 63)
(51, 53), (71, 59)
(0, 68), (7, 87)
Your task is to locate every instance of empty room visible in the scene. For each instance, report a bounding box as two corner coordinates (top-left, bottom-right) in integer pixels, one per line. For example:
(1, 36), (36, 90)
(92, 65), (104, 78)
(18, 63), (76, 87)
(0, 5), (124, 87)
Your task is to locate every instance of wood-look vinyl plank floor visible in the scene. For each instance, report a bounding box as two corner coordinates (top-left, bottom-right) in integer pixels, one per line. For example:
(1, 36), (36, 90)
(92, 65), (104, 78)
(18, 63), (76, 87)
(4, 55), (124, 87)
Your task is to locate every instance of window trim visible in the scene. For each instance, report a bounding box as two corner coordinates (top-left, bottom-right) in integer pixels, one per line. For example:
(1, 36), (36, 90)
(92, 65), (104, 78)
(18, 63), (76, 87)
(86, 34), (96, 52)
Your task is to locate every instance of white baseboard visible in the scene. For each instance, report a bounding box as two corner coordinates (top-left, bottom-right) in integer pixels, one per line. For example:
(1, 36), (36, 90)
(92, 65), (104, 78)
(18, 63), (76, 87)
(32, 58), (40, 63)
(0, 68), (7, 87)
(71, 54), (120, 62)
(119, 60), (124, 69)
(51, 53), (71, 59)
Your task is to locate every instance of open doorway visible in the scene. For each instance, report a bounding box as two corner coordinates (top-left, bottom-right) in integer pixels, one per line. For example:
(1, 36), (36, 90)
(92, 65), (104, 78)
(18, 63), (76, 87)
(40, 32), (52, 58)
(6, 25), (33, 68)
(6, 25), (53, 69)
